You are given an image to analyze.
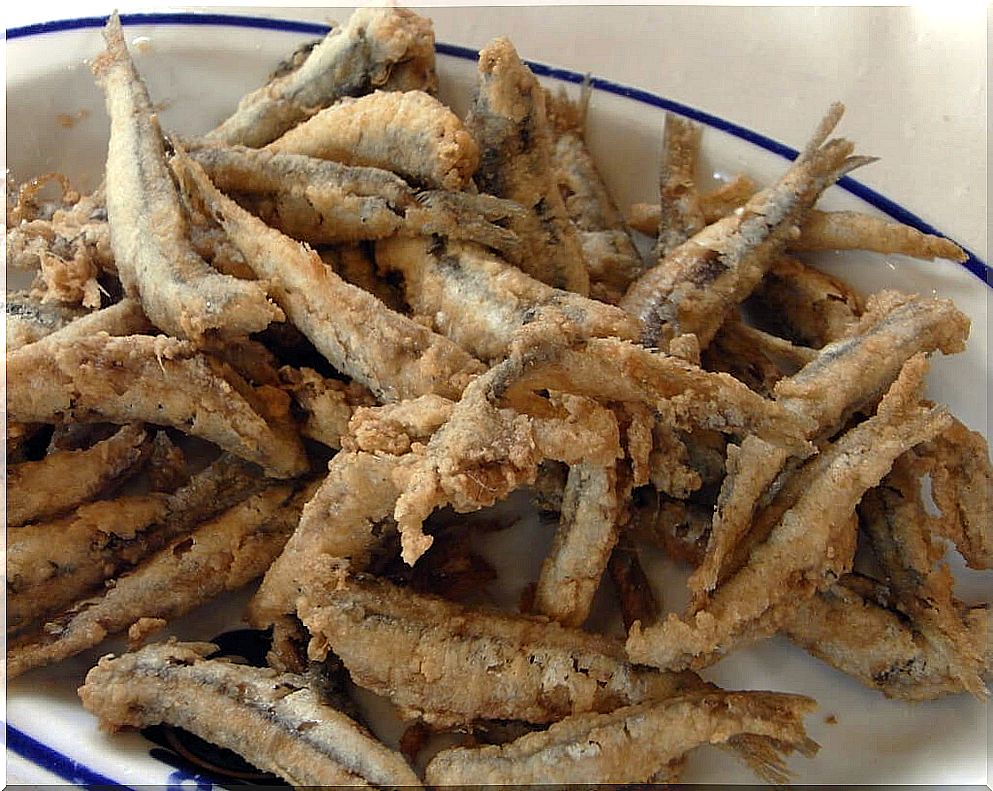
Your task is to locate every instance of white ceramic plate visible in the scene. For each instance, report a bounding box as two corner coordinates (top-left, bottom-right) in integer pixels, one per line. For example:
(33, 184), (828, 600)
(6, 12), (991, 788)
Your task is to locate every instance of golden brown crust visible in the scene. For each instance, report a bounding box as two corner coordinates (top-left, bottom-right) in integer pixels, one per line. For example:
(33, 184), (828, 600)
(860, 454), (987, 697)
(268, 90), (478, 191)
(5, 292), (90, 351)
(656, 113), (706, 256)
(621, 104), (870, 350)
(791, 209), (966, 261)
(297, 563), (705, 728)
(174, 149), (486, 402)
(344, 394), (454, 455)
(917, 418), (993, 569)
(93, 15), (282, 341)
(425, 691), (817, 786)
(6, 423), (149, 527)
(15, 297), (150, 349)
(250, 451), (409, 627)
(7, 455), (266, 638)
(547, 88), (644, 303)
(627, 356), (952, 671)
(204, 6), (437, 147)
(8, 494), (168, 635)
(784, 575), (989, 700)
(187, 144), (520, 252)
(6, 182), (112, 308)
(77, 640), (423, 788)
(467, 38), (590, 295)
(279, 366), (373, 449)
(7, 333), (308, 477)
(533, 462), (621, 626)
(8, 483), (310, 677)
(375, 236), (639, 363)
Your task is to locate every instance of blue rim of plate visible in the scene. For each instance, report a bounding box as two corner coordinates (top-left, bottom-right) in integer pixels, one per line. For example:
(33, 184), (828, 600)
(4, 10), (990, 790)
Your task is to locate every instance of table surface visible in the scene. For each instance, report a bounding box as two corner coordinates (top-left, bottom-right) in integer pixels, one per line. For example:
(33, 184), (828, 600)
(4, 2), (989, 787)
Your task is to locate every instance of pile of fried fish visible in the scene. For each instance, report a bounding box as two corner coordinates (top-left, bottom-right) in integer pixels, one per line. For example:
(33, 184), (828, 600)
(7, 7), (990, 787)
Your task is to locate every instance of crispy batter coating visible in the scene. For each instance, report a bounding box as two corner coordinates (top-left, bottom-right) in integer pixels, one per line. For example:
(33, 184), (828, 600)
(250, 451), (409, 627)
(173, 149), (485, 402)
(467, 38), (590, 295)
(577, 229), (648, 305)
(6, 423), (149, 527)
(656, 113), (706, 256)
(620, 402), (655, 489)
(7, 455), (265, 637)
(344, 394), (454, 455)
(627, 355), (952, 671)
(7, 333), (308, 478)
(691, 292), (972, 597)
(774, 291), (970, 432)
(546, 88), (645, 303)
(279, 366), (373, 449)
(496, 337), (814, 449)
(425, 691), (817, 786)
(621, 104), (872, 350)
(204, 6), (437, 147)
(297, 562), (705, 728)
(8, 494), (167, 635)
(6, 184), (111, 308)
(860, 455), (987, 697)
(687, 434), (782, 596)
(630, 178), (758, 236)
(376, 236), (639, 363)
(187, 144), (520, 253)
(268, 90), (479, 191)
(390, 367), (548, 564)
(16, 297), (150, 349)
(790, 209), (966, 260)
(7, 10), (989, 779)
(533, 462), (621, 627)
(8, 483), (311, 678)
(78, 641), (423, 788)
(92, 15), (282, 341)
(647, 425), (702, 499)
(783, 574), (990, 700)
(8, 171), (81, 226)
(386, 350), (706, 565)
(185, 204), (257, 280)
(628, 202), (962, 263)
(918, 418), (993, 570)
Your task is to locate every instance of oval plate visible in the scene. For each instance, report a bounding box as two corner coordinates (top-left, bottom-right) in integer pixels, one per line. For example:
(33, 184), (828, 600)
(6, 12), (990, 788)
